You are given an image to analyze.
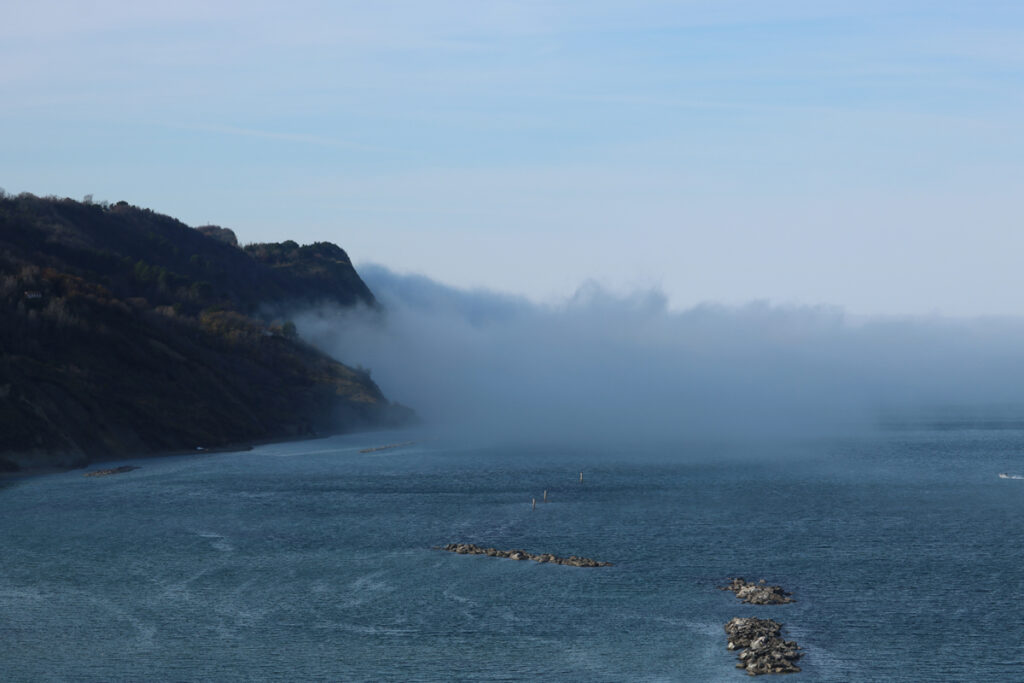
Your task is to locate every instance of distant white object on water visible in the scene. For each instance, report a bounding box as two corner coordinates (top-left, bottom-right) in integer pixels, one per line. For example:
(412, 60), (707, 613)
(998, 473), (1024, 479)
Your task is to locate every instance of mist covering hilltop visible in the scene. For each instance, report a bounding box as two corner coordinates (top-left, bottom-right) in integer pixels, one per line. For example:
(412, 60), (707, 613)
(6, 191), (1024, 473)
(0, 193), (409, 472)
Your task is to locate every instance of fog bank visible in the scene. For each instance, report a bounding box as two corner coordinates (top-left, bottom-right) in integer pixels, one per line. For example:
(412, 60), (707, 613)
(297, 266), (1024, 442)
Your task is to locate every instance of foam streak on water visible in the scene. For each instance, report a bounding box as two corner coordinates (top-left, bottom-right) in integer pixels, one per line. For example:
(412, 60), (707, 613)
(1, 429), (1023, 681)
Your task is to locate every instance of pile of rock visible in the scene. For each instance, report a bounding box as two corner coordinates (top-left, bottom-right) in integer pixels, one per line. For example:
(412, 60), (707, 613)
(720, 577), (795, 605)
(439, 543), (612, 567)
(82, 465), (139, 477)
(724, 617), (802, 676)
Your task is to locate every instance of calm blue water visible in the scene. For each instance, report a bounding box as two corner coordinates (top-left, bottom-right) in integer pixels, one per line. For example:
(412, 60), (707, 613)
(2, 428), (1024, 681)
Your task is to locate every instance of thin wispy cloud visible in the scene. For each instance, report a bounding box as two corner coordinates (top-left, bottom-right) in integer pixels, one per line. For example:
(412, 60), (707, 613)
(164, 123), (384, 152)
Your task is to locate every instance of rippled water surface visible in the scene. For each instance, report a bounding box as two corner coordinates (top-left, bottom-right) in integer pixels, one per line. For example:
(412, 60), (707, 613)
(2, 428), (1024, 681)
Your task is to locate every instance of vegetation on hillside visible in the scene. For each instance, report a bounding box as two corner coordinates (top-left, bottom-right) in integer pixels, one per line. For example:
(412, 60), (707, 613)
(0, 192), (409, 472)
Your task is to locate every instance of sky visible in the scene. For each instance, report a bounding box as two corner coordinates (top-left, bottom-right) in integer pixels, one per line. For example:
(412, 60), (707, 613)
(2, 1), (1023, 315)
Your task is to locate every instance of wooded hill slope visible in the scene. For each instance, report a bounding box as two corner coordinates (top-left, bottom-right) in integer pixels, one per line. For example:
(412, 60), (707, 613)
(0, 193), (410, 472)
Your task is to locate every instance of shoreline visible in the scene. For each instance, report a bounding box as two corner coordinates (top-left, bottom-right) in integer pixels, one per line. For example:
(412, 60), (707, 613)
(0, 425), (411, 481)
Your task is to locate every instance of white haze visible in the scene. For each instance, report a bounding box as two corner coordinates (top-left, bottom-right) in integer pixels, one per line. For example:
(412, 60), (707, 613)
(296, 265), (1024, 444)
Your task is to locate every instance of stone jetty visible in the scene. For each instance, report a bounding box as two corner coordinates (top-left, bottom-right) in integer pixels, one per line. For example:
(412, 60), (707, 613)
(720, 577), (795, 605)
(83, 465), (139, 477)
(724, 617), (803, 676)
(438, 543), (612, 567)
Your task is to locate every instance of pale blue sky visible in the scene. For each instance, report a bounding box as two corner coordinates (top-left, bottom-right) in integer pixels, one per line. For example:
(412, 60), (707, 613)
(2, 1), (1022, 315)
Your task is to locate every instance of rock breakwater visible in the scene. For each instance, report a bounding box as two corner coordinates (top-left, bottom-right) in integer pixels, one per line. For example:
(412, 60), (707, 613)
(720, 577), (795, 604)
(438, 543), (612, 567)
(724, 617), (802, 676)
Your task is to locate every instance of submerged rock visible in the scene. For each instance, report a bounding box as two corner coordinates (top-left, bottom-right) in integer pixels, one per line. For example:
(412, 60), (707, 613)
(437, 543), (612, 567)
(724, 617), (802, 676)
(359, 441), (416, 453)
(83, 465), (140, 477)
(720, 577), (795, 605)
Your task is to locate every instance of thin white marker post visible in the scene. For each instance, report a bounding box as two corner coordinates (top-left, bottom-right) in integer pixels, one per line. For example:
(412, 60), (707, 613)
(543, 489), (548, 503)
(579, 471), (583, 483)
(532, 498), (536, 510)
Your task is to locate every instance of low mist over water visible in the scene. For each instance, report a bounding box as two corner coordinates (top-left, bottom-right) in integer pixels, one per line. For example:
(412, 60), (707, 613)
(298, 266), (1024, 442)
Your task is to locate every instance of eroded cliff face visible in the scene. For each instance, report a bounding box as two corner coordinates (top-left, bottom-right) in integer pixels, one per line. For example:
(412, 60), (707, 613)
(0, 193), (411, 472)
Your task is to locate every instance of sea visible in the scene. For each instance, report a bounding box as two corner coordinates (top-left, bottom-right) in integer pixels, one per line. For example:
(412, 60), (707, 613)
(2, 426), (1023, 681)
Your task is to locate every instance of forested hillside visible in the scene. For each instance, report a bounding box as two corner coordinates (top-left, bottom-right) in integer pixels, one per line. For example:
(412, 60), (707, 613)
(0, 193), (409, 472)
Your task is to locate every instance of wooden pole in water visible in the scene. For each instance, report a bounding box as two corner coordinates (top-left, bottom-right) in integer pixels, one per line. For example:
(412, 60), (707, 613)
(532, 498), (536, 510)
(579, 471), (583, 483)
(543, 489), (547, 502)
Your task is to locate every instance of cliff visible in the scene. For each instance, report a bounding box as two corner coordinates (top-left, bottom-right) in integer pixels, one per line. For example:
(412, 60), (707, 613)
(0, 193), (410, 472)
